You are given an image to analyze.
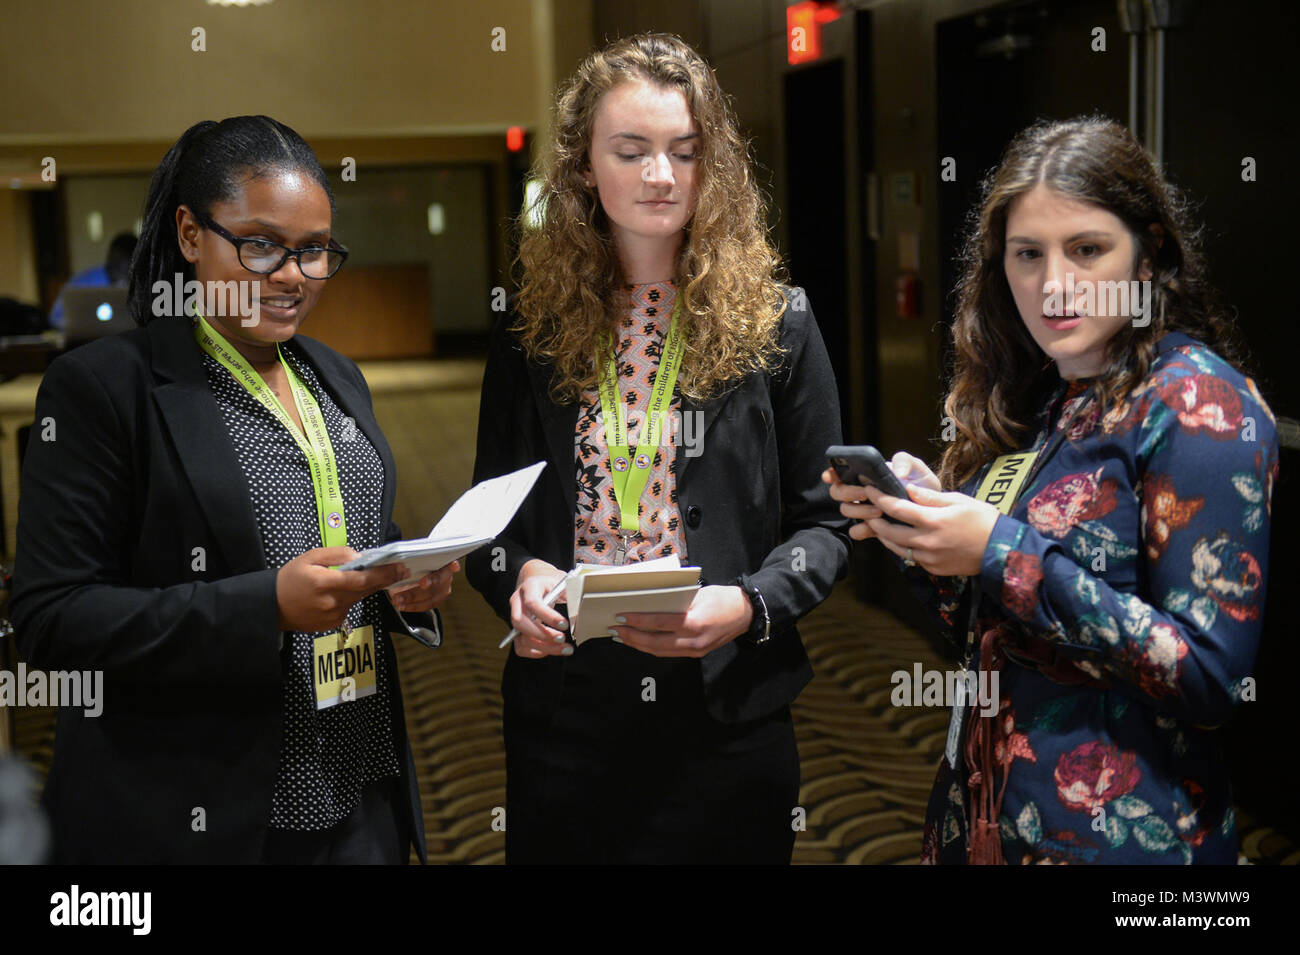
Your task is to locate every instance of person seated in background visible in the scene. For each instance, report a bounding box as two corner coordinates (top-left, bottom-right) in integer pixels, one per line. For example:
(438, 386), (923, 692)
(825, 116), (1277, 864)
(48, 231), (137, 330)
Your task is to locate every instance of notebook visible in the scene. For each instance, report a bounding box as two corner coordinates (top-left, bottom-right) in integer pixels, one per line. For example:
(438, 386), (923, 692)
(561, 555), (702, 645)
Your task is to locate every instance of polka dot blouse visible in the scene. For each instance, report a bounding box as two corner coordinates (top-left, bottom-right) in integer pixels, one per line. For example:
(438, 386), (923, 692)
(574, 281), (688, 565)
(201, 335), (401, 831)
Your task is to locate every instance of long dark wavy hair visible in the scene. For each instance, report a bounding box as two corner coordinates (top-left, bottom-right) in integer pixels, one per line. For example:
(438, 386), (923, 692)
(513, 32), (787, 403)
(939, 115), (1247, 489)
(128, 115), (334, 325)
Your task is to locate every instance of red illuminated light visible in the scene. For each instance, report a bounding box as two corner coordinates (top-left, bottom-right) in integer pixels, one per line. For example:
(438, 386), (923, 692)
(506, 126), (525, 152)
(787, 1), (842, 66)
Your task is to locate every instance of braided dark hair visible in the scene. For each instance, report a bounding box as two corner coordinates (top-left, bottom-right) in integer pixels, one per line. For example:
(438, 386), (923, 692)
(128, 115), (334, 324)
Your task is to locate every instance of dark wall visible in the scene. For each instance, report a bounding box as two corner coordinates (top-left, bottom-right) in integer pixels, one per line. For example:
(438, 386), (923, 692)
(1161, 0), (1300, 420)
(592, 0), (704, 48)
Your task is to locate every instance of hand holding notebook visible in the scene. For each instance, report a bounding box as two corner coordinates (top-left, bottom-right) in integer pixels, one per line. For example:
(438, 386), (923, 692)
(338, 462), (545, 586)
(500, 555), (702, 648)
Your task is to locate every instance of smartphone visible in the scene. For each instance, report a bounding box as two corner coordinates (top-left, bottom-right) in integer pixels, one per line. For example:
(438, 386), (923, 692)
(826, 444), (912, 526)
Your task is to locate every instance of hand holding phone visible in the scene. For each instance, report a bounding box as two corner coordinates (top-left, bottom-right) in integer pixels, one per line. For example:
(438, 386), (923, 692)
(826, 444), (913, 526)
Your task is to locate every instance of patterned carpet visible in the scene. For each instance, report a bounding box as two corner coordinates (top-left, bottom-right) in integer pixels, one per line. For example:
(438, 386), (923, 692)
(5, 360), (1296, 864)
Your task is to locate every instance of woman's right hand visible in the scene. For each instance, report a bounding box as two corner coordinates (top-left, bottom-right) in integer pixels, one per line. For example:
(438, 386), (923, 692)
(822, 451), (942, 541)
(276, 546), (410, 632)
(509, 559), (571, 658)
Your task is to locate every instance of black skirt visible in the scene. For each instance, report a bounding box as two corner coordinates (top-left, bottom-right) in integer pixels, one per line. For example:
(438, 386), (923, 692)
(503, 638), (799, 864)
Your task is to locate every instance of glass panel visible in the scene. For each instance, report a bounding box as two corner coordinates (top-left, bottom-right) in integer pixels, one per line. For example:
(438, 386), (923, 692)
(327, 164), (493, 334)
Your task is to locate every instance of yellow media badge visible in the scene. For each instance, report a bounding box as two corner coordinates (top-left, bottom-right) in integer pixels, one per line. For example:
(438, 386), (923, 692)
(974, 450), (1041, 515)
(312, 625), (377, 710)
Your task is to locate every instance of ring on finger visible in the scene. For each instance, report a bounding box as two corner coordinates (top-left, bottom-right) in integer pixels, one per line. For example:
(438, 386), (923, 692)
(904, 546), (916, 567)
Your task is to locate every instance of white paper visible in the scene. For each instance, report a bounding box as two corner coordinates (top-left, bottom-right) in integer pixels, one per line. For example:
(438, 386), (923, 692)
(563, 554), (682, 612)
(430, 462), (546, 541)
(573, 584), (700, 644)
(338, 461), (545, 584)
(562, 556), (703, 642)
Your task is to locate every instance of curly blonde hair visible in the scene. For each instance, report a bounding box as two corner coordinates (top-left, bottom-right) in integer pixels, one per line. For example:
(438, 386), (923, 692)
(513, 32), (787, 403)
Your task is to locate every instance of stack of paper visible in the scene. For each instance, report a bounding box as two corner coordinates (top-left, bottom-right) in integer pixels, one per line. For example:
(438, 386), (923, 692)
(337, 462), (545, 586)
(563, 555), (702, 645)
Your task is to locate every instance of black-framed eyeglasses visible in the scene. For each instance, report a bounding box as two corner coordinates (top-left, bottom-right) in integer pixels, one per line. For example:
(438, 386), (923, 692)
(197, 215), (348, 279)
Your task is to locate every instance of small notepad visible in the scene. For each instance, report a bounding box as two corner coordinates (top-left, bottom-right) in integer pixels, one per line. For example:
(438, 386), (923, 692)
(560, 556), (702, 645)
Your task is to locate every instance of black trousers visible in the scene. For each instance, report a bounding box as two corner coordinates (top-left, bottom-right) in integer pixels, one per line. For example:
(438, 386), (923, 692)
(504, 640), (800, 864)
(260, 776), (411, 864)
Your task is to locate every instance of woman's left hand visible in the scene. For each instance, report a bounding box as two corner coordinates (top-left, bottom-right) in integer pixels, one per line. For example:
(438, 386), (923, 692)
(610, 585), (753, 657)
(387, 560), (459, 613)
(865, 485), (1001, 577)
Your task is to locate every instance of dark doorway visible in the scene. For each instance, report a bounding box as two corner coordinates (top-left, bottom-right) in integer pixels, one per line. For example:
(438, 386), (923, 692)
(784, 58), (850, 437)
(935, 0), (1126, 333)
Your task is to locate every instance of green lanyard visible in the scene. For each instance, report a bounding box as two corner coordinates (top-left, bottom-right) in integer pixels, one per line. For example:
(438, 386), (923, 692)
(596, 304), (684, 563)
(193, 313), (349, 551)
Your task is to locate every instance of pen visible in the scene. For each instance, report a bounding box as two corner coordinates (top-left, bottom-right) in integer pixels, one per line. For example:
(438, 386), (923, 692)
(498, 577), (569, 648)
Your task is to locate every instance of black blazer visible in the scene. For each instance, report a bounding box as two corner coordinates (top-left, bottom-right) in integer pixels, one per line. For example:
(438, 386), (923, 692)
(466, 289), (852, 723)
(10, 316), (436, 864)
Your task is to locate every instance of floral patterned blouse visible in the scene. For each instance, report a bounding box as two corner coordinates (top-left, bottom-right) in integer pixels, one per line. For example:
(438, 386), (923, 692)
(574, 281), (688, 565)
(915, 332), (1278, 864)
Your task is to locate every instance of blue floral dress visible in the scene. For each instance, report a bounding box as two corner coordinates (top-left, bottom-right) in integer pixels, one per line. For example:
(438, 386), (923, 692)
(915, 332), (1278, 864)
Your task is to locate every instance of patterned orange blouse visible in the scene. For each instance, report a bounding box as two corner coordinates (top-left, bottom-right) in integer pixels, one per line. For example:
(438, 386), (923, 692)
(574, 281), (688, 565)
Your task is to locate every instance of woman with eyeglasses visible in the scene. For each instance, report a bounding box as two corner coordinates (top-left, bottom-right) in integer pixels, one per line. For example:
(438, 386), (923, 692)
(11, 115), (456, 864)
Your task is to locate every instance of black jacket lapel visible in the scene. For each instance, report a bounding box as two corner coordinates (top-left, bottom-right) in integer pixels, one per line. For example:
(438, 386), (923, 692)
(676, 387), (734, 484)
(527, 360), (580, 516)
(146, 318), (268, 573)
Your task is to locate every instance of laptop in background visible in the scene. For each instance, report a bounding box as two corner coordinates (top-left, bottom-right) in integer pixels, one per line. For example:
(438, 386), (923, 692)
(59, 286), (134, 344)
